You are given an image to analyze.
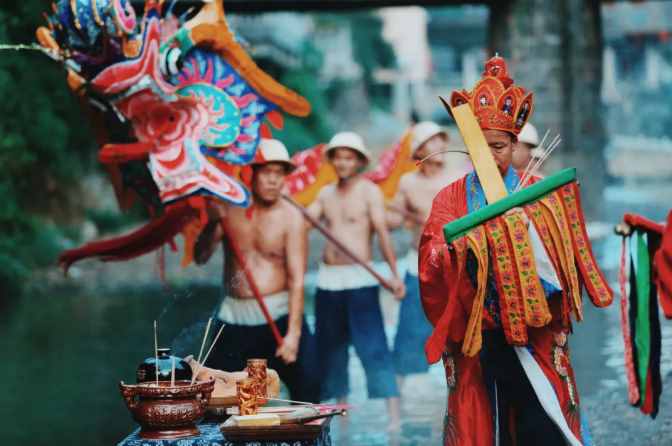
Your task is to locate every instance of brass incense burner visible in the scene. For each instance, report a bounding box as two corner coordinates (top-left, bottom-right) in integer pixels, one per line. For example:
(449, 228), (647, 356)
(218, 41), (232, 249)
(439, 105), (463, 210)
(119, 379), (215, 439)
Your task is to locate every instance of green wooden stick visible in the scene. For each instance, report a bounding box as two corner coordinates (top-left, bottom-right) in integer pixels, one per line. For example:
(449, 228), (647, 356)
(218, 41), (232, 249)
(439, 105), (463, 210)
(443, 168), (576, 243)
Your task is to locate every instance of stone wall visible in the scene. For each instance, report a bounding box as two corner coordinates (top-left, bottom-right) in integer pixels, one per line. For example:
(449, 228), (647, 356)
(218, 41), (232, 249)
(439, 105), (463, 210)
(489, 0), (606, 216)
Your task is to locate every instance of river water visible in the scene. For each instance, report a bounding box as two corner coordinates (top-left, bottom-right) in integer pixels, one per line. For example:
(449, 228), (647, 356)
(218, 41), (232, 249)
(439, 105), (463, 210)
(1, 180), (669, 445)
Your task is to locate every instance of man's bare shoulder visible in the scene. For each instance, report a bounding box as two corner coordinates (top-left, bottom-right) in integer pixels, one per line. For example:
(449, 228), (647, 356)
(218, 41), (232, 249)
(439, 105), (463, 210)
(398, 171), (418, 190)
(358, 178), (384, 199)
(433, 173), (469, 202)
(226, 204), (246, 219)
(318, 183), (337, 200)
(359, 177), (381, 191)
(279, 199), (304, 227)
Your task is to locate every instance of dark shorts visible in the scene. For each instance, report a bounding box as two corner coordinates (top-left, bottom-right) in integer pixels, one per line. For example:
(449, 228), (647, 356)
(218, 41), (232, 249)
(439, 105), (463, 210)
(315, 285), (399, 400)
(208, 316), (320, 403)
(393, 272), (432, 375)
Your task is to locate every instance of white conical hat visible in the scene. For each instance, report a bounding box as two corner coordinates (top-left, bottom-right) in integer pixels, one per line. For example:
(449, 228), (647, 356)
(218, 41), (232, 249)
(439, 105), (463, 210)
(411, 121), (448, 155)
(252, 138), (296, 172)
(518, 123), (539, 147)
(325, 131), (371, 165)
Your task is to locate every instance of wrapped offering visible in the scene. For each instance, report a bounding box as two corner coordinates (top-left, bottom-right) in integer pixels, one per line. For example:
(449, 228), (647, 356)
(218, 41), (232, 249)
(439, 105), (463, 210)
(237, 378), (258, 415)
(246, 358), (268, 403)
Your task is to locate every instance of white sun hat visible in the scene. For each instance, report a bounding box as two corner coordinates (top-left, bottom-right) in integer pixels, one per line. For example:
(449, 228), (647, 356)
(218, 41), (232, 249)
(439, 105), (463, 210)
(325, 131), (371, 165)
(530, 147), (544, 160)
(411, 121), (448, 155)
(518, 123), (539, 147)
(252, 138), (296, 172)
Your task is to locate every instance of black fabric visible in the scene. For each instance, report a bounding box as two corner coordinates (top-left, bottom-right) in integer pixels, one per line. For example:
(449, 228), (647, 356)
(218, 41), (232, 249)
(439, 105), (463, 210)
(480, 330), (566, 446)
(648, 232), (663, 419)
(208, 317), (320, 403)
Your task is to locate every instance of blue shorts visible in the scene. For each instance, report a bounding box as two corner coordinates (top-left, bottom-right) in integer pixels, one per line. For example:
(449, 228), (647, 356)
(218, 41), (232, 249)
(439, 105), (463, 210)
(393, 272), (432, 375)
(314, 285), (399, 400)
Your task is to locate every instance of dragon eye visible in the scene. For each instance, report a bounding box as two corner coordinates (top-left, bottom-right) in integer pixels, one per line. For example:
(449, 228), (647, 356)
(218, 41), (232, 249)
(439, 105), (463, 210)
(160, 46), (183, 77)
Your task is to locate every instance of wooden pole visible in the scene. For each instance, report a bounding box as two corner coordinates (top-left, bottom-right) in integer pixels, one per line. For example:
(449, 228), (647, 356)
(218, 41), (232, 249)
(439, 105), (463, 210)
(282, 195), (396, 292)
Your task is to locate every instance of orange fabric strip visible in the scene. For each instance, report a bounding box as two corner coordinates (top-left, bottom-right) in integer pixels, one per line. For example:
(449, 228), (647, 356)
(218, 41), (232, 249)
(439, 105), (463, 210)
(462, 226), (489, 356)
(484, 217), (528, 345)
(560, 183), (614, 307)
(502, 212), (551, 328)
(540, 191), (583, 321)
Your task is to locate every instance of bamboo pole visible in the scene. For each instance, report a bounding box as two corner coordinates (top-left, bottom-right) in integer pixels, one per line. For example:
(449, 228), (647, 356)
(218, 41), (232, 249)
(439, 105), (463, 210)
(282, 195), (396, 292)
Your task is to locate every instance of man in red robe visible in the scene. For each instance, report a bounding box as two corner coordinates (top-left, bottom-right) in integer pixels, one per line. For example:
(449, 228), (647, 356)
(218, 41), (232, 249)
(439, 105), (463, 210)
(419, 56), (610, 446)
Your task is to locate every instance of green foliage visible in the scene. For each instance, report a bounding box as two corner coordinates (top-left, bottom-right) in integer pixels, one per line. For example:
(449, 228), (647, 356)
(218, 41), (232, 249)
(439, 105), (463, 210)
(274, 42), (333, 152)
(350, 12), (396, 109)
(0, 2), (96, 295)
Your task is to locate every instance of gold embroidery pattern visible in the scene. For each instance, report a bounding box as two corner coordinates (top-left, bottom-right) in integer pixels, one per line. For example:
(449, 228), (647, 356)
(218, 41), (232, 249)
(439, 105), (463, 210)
(540, 191), (583, 320)
(462, 226), (489, 356)
(560, 183), (613, 307)
(484, 218), (527, 345)
(525, 201), (573, 325)
(502, 211), (551, 327)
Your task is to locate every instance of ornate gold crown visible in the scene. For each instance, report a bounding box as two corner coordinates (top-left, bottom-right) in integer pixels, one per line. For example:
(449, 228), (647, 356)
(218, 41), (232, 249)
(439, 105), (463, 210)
(450, 56), (533, 136)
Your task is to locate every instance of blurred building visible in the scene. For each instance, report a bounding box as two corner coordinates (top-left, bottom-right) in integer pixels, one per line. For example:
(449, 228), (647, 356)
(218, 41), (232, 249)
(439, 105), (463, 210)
(601, 1), (672, 180)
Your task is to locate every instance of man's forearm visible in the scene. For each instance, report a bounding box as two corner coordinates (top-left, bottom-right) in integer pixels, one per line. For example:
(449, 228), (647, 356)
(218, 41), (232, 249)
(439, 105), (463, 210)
(286, 284), (304, 337)
(378, 230), (400, 278)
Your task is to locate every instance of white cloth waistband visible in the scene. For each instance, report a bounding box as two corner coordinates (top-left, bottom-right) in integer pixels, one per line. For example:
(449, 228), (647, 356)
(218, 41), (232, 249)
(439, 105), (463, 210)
(217, 291), (289, 326)
(406, 249), (419, 277)
(316, 262), (379, 291)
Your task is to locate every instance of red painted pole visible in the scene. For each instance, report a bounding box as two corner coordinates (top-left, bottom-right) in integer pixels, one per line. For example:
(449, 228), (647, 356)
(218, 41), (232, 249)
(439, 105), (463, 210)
(220, 221), (284, 347)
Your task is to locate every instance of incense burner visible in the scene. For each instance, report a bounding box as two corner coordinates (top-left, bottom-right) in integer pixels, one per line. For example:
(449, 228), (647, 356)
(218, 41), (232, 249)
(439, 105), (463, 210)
(119, 379), (215, 439)
(136, 347), (192, 383)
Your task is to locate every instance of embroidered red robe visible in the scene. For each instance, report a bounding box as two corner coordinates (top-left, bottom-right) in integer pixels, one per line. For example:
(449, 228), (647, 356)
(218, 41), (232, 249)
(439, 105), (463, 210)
(419, 174), (612, 446)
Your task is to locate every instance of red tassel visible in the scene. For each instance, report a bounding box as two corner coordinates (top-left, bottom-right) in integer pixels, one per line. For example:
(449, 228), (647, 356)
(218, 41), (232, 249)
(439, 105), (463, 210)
(260, 123), (273, 138)
(641, 369), (654, 415)
(655, 211), (672, 318)
(157, 245), (166, 283)
(98, 141), (152, 164)
(266, 110), (284, 130)
(624, 213), (665, 235)
(619, 236), (640, 404)
(58, 201), (196, 273)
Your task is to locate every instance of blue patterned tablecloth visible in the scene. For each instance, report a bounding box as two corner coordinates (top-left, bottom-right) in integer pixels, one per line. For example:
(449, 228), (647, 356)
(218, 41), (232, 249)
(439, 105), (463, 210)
(118, 422), (331, 446)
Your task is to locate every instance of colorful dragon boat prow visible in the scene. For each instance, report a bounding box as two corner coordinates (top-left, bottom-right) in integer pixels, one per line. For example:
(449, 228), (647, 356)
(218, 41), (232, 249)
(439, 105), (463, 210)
(36, 0), (310, 269)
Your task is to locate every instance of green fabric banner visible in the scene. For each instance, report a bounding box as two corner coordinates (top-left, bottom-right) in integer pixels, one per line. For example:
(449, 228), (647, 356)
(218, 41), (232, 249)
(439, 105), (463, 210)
(443, 168), (577, 243)
(635, 230), (651, 398)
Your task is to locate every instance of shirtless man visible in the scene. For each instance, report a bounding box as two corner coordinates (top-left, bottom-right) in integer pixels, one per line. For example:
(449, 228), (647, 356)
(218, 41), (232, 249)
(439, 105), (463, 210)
(387, 121), (452, 386)
(308, 131), (405, 428)
(194, 138), (318, 402)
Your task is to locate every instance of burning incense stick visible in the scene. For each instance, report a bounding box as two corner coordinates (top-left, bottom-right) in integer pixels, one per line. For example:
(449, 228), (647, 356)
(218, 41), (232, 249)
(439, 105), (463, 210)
(531, 137), (561, 174)
(171, 356), (176, 387)
(195, 318), (212, 367)
(190, 323), (226, 384)
(517, 133), (555, 191)
(519, 136), (561, 190)
(517, 133), (561, 192)
(265, 397), (316, 406)
(154, 320), (159, 386)
(517, 129), (550, 190)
